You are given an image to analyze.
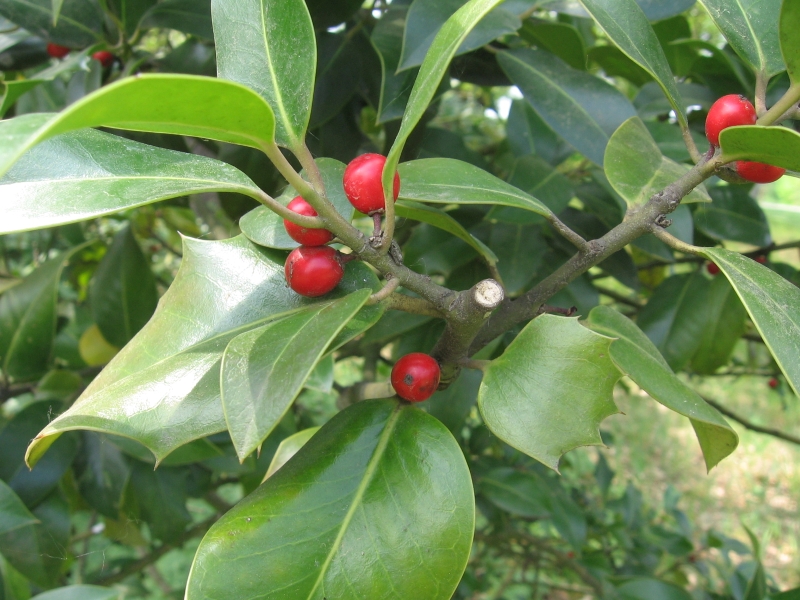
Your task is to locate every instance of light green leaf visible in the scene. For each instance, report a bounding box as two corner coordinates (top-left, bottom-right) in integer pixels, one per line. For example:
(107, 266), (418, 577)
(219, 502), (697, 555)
(585, 306), (738, 471)
(25, 236), (381, 467)
(398, 157), (551, 216)
(398, 0), (520, 70)
(0, 74), (276, 179)
(263, 426), (319, 480)
(51, 0), (62, 24)
(478, 315), (621, 471)
(31, 585), (123, 600)
(781, 0), (800, 83)
(396, 200), (498, 266)
(187, 400), (474, 600)
(498, 47), (637, 166)
(0, 480), (38, 536)
(719, 125), (800, 171)
(384, 0), (505, 198)
(0, 128), (262, 235)
(605, 117), (710, 207)
(578, 0), (686, 126)
(698, 0), (784, 76)
(222, 291), (370, 461)
(212, 0), (315, 149)
(702, 248), (800, 399)
(239, 158), (354, 250)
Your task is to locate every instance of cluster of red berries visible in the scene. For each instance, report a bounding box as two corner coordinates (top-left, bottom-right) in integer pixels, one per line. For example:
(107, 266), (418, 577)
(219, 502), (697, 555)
(705, 94), (785, 183)
(46, 43), (115, 67)
(283, 153), (400, 297)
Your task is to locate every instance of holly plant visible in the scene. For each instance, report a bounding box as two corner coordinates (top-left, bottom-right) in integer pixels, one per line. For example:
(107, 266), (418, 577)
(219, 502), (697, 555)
(1, 0), (800, 598)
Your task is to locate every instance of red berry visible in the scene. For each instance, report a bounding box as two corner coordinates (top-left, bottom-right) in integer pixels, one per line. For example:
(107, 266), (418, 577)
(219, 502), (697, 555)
(391, 353), (440, 402)
(769, 377), (779, 389)
(283, 196), (334, 246)
(46, 43), (70, 59)
(284, 246), (343, 297)
(92, 50), (115, 68)
(755, 255), (767, 264)
(736, 161), (785, 184)
(705, 95), (757, 146)
(706, 262), (720, 276)
(343, 153), (400, 215)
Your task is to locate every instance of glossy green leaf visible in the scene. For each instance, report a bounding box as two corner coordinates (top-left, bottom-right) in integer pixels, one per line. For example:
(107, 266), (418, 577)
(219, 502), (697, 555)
(635, 0), (696, 20)
(698, 0), (783, 76)
(690, 275), (748, 374)
(141, 0), (213, 38)
(781, 0), (800, 83)
(398, 157), (551, 216)
(478, 222), (547, 295)
(222, 291), (369, 460)
(578, 0), (686, 126)
(26, 236), (380, 467)
(371, 5), (418, 123)
(30, 585), (123, 600)
(520, 18), (586, 70)
(187, 399), (474, 600)
(498, 47), (637, 166)
(0, 247), (83, 383)
(479, 315), (621, 471)
(212, 0), (315, 149)
(384, 0), (505, 195)
(478, 467), (551, 519)
(637, 273), (711, 372)
(263, 427), (319, 480)
(589, 45), (652, 87)
(239, 158), (354, 250)
(605, 117), (710, 207)
(0, 0), (103, 47)
(311, 31), (367, 128)
(89, 226), (158, 348)
(125, 462), (191, 542)
(396, 200), (498, 266)
(719, 125), (800, 171)
(505, 99), (573, 165)
(585, 306), (738, 471)
(0, 74), (277, 179)
(399, 0), (520, 70)
(0, 480), (38, 535)
(0, 128), (262, 235)
(694, 185), (771, 246)
(73, 432), (130, 518)
(702, 248), (800, 399)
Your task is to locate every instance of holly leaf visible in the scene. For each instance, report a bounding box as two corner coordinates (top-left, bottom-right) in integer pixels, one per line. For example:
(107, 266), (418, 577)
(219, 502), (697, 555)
(0, 481), (38, 536)
(478, 315), (621, 471)
(187, 400), (474, 600)
(781, 0), (800, 84)
(719, 125), (800, 171)
(585, 306), (738, 471)
(263, 427), (319, 480)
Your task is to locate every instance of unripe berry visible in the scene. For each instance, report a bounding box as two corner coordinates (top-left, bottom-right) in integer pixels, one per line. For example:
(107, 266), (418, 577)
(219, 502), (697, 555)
(283, 196), (334, 246)
(391, 353), (440, 402)
(284, 246), (343, 297)
(343, 153), (400, 215)
(46, 43), (70, 59)
(706, 262), (720, 276)
(768, 377), (779, 389)
(735, 161), (785, 184)
(92, 50), (115, 68)
(705, 95), (757, 146)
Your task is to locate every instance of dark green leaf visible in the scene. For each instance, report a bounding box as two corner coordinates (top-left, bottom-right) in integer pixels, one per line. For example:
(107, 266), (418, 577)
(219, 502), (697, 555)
(239, 158), (354, 250)
(221, 291), (370, 460)
(505, 99), (573, 164)
(520, 18), (586, 70)
(263, 427), (319, 480)
(211, 0), (315, 149)
(398, 157), (551, 216)
(781, 0), (800, 83)
(697, 0), (783, 76)
(26, 236), (380, 466)
(498, 47), (636, 166)
(0, 74), (277, 179)
(311, 31), (364, 128)
(399, 0), (520, 70)
(125, 462), (191, 542)
(0, 0), (103, 47)
(30, 586), (124, 600)
(616, 578), (694, 600)
(187, 400), (474, 600)
(719, 125), (800, 171)
(702, 248), (800, 399)
(88, 226), (157, 347)
(694, 185), (771, 246)
(0, 128), (262, 235)
(427, 367), (483, 434)
(141, 0), (212, 38)
(305, 0), (362, 29)
(589, 45), (652, 86)
(635, 0), (695, 21)
(0, 480), (37, 536)
(479, 315), (621, 470)
(107, 0), (156, 37)
(370, 5), (418, 123)
(637, 272), (711, 371)
(605, 117), (710, 207)
(578, 0), (686, 126)
(479, 468), (551, 518)
(73, 432), (130, 518)
(479, 222), (547, 295)
(586, 306), (738, 471)
(690, 275), (748, 374)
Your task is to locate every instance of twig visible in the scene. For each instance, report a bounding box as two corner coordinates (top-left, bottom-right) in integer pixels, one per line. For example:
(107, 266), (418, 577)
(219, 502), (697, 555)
(367, 276), (400, 305)
(755, 71), (769, 117)
(546, 214), (588, 251)
(650, 227), (704, 255)
(594, 286), (643, 308)
(703, 397), (800, 446)
(383, 293), (444, 318)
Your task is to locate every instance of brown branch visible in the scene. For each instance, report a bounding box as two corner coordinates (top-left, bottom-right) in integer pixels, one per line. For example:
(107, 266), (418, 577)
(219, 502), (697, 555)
(704, 397), (800, 446)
